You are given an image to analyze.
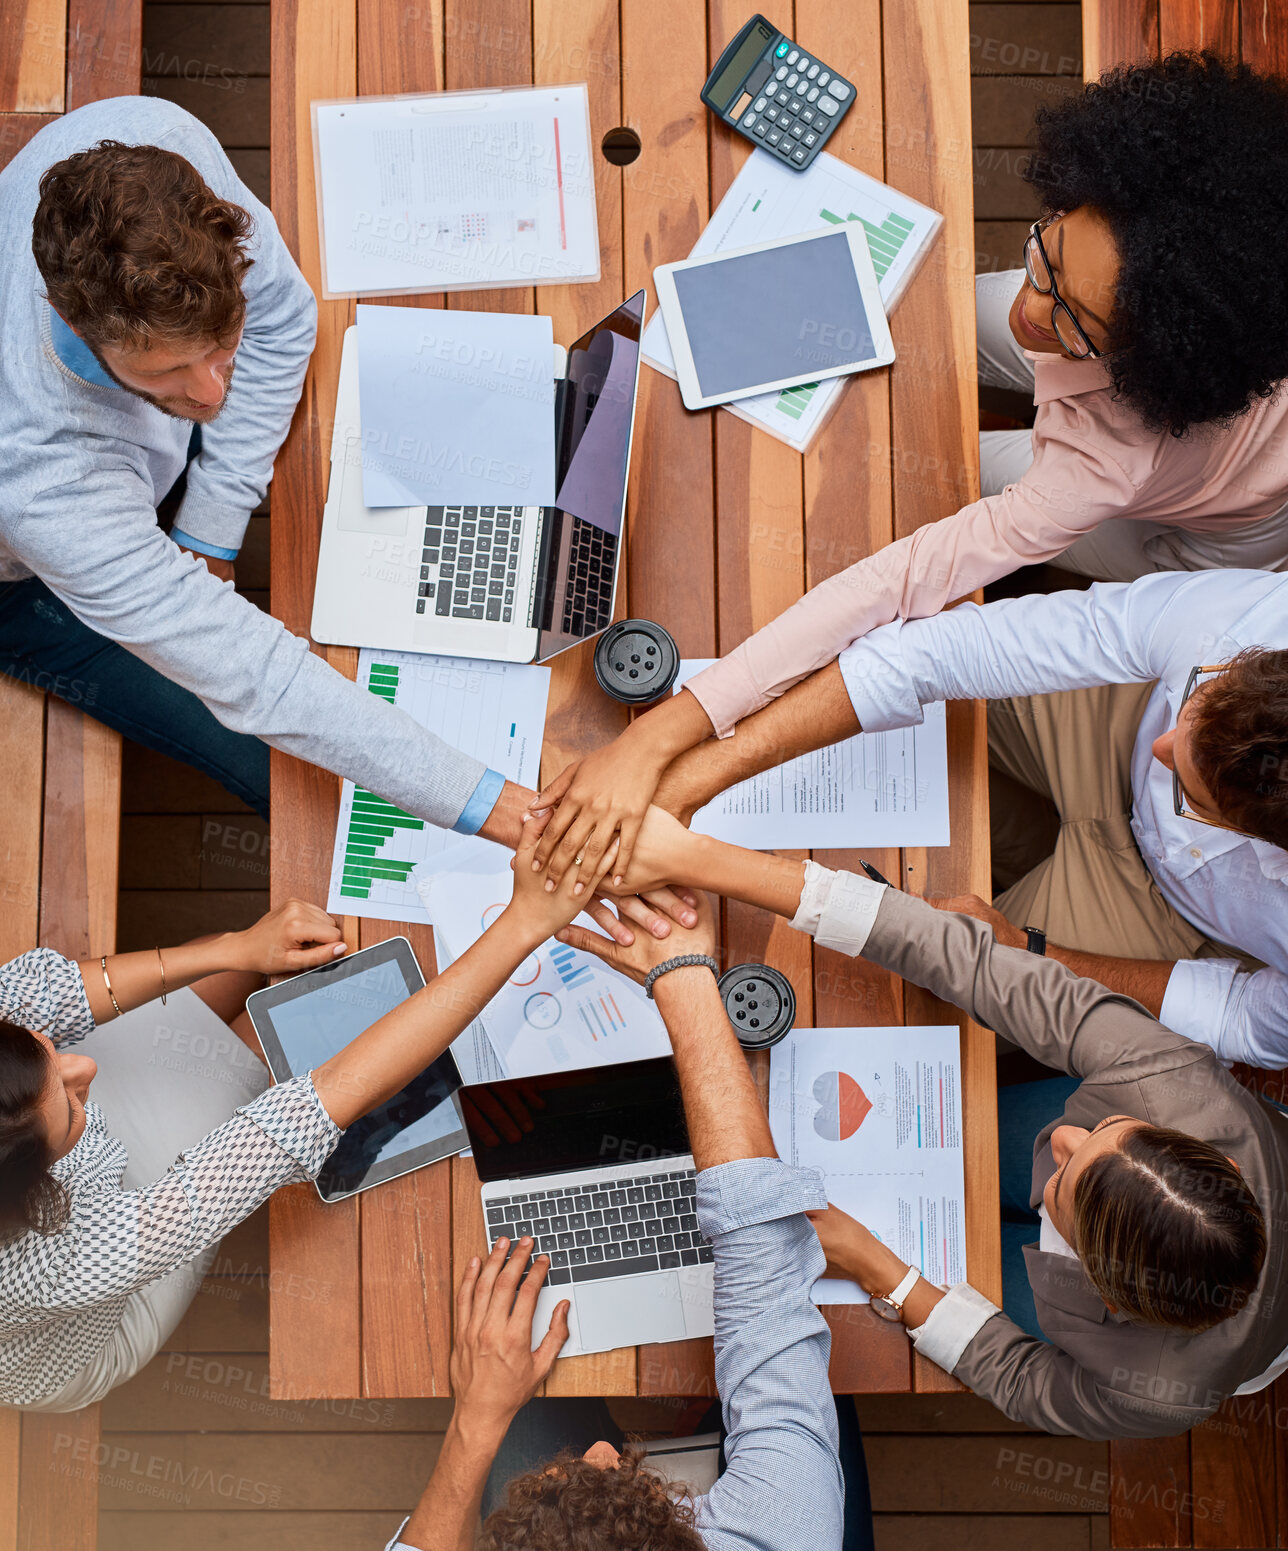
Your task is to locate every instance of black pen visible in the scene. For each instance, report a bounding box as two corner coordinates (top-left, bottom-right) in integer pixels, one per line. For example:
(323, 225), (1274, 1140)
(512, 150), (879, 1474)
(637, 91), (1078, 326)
(858, 859), (892, 887)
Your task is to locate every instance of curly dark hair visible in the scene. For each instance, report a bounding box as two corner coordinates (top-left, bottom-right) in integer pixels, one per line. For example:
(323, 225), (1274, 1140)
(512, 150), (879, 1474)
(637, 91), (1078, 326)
(479, 1447), (705, 1551)
(32, 139), (254, 351)
(1024, 51), (1288, 436)
(1189, 646), (1288, 849)
(0, 1021), (68, 1242)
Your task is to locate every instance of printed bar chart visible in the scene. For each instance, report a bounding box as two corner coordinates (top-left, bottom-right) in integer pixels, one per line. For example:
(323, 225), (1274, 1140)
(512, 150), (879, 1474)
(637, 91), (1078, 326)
(338, 660), (428, 899)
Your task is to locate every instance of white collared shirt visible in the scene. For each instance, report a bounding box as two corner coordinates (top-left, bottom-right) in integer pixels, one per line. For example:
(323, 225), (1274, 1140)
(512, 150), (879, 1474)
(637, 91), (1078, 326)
(838, 568), (1288, 1069)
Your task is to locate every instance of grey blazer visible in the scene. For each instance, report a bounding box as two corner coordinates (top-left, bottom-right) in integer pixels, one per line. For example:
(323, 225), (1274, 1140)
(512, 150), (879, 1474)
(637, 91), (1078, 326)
(861, 886), (1288, 1439)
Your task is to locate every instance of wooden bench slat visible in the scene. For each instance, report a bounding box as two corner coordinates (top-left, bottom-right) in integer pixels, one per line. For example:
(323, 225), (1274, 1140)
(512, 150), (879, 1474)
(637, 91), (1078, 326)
(0, 0), (66, 114)
(1158, 0), (1239, 54)
(1191, 1397), (1277, 1549)
(65, 0), (142, 110)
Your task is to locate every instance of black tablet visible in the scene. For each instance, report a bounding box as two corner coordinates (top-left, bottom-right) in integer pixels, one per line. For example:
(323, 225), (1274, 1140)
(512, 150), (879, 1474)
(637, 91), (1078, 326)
(246, 937), (467, 1203)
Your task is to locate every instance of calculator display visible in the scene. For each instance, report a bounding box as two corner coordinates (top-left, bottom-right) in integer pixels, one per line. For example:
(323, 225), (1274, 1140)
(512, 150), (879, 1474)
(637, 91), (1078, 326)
(707, 19), (774, 110)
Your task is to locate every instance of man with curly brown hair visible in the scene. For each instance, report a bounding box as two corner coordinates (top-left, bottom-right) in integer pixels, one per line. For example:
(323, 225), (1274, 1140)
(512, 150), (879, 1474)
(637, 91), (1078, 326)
(383, 895), (874, 1551)
(0, 97), (538, 852)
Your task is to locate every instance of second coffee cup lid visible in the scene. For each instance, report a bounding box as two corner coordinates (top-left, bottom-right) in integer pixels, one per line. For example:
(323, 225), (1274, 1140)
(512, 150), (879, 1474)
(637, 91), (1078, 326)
(717, 963), (797, 1050)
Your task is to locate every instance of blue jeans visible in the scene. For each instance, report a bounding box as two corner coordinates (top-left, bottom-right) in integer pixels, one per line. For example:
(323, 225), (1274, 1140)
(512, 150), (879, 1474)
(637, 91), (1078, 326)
(0, 577), (269, 819)
(998, 1076), (1081, 1342)
(481, 1394), (875, 1551)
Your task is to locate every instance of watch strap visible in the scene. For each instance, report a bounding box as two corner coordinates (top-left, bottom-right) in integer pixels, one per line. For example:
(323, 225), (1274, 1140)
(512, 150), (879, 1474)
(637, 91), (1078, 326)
(1023, 925), (1047, 955)
(882, 1265), (921, 1310)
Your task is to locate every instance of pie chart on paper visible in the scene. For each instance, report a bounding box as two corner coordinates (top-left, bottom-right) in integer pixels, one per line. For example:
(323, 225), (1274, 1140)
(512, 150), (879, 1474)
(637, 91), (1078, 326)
(812, 1071), (873, 1142)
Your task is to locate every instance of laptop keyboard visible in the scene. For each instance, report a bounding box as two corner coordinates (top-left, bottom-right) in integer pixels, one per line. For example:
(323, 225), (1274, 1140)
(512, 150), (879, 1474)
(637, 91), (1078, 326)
(561, 516), (617, 638)
(416, 505), (525, 624)
(485, 1167), (711, 1287)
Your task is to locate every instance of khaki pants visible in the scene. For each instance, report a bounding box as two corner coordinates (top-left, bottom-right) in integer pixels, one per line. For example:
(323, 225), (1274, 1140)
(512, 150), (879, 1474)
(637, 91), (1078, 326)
(987, 682), (1215, 960)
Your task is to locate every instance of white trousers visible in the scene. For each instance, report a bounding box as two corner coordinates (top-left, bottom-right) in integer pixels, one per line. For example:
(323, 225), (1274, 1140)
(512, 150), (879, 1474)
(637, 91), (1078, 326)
(974, 269), (1288, 577)
(20, 988), (268, 1412)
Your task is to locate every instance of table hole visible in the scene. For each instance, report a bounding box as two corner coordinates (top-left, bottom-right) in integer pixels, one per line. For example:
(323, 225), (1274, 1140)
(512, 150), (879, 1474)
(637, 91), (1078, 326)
(602, 126), (642, 166)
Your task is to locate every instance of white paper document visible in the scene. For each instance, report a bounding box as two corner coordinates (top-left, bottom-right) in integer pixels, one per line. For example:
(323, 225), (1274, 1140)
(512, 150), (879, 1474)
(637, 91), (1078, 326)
(674, 661), (950, 849)
(769, 1026), (967, 1304)
(643, 149), (942, 450)
(313, 86), (601, 297)
(356, 305), (555, 509)
(327, 650), (549, 925)
(420, 845), (671, 1080)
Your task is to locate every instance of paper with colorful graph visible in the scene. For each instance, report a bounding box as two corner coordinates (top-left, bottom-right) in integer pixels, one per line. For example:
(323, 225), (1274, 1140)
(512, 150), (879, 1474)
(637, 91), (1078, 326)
(768, 1025), (966, 1305)
(418, 840), (670, 1081)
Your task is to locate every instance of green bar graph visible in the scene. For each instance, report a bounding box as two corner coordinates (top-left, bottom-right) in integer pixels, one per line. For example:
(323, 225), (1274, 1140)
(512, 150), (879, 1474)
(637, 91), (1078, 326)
(337, 662), (427, 898)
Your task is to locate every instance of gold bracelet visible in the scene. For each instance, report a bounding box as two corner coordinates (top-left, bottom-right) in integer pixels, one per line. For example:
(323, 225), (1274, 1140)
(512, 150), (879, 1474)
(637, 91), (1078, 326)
(100, 956), (123, 1018)
(156, 946), (167, 1005)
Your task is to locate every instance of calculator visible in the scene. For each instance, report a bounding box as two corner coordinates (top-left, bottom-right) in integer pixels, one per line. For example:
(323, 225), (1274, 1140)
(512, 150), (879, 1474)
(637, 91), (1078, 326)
(700, 14), (854, 171)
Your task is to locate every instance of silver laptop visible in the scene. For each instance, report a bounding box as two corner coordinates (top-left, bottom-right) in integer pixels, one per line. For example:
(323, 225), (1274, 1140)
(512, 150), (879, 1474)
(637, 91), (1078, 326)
(461, 1057), (715, 1359)
(311, 292), (646, 663)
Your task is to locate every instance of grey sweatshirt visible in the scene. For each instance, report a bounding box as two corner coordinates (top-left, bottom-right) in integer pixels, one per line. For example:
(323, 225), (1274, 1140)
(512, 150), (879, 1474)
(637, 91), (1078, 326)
(0, 97), (488, 828)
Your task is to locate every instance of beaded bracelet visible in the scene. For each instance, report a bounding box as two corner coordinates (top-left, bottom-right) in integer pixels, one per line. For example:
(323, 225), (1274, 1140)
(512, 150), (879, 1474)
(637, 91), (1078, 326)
(642, 954), (719, 1000)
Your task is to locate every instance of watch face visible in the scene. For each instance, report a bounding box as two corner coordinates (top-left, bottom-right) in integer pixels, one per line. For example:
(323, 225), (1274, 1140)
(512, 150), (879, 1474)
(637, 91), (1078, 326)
(869, 1295), (901, 1322)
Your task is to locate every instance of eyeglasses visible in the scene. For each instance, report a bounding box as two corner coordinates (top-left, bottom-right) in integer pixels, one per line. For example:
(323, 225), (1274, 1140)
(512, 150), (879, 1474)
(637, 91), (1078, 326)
(1172, 663), (1233, 829)
(1023, 215), (1102, 360)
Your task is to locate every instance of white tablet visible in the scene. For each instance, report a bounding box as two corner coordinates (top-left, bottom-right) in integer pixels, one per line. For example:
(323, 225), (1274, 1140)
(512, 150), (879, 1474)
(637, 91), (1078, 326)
(654, 227), (895, 411)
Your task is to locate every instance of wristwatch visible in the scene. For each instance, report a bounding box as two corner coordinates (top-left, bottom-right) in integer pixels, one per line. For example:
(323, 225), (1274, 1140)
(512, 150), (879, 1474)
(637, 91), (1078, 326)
(870, 1265), (922, 1322)
(1023, 924), (1047, 955)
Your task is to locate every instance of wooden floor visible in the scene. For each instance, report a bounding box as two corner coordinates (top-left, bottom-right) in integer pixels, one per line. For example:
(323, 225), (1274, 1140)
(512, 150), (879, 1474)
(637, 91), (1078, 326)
(102, 2), (1114, 1546)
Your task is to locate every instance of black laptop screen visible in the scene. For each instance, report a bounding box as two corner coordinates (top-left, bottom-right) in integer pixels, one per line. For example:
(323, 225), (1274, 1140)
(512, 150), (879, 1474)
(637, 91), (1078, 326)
(461, 1056), (689, 1184)
(551, 291), (644, 538)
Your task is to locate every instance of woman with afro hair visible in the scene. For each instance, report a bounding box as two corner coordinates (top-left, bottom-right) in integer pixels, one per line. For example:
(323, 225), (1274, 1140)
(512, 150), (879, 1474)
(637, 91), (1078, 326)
(521, 51), (1288, 897)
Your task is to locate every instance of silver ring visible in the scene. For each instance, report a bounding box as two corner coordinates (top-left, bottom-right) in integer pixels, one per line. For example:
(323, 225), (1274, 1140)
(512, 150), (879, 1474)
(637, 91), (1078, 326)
(574, 853), (585, 865)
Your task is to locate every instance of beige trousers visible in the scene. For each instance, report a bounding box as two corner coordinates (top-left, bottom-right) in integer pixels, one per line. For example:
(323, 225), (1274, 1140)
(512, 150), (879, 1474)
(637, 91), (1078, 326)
(987, 682), (1214, 960)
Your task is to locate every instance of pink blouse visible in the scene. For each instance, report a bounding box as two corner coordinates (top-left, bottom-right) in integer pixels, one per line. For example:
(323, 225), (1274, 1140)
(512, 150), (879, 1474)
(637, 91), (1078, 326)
(686, 355), (1288, 735)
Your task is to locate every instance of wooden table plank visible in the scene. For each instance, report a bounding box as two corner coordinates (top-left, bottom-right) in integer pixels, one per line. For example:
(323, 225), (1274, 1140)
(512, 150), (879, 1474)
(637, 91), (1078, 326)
(268, 0), (361, 1402)
(347, 0), (455, 1402)
(1242, 0), (1288, 73)
(533, 0), (639, 1403)
(619, 0), (718, 1402)
(1191, 1397), (1277, 1549)
(880, 0), (998, 1397)
(1158, 0), (1239, 54)
(1082, 0), (1159, 77)
(0, 0), (65, 114)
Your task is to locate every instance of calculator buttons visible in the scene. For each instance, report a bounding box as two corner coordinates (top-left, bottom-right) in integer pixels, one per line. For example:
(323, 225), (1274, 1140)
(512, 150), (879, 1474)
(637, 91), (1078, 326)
(817, 70), (830, 86)
(807, 63), (820, 79)
(807, 86), (820, 102)
(789, 121), (805, 137)
(754, 121), (767, 136)
(798, 57), (811, 70)
(742, 110), (756, 126)
(765, 82), (778, 96)
(766, 128), (783, 146)
(753, 97), (766, 111)
(765, 104), (779, 120)
(775, 39), (789, 57)
(786, 71), (799, 87)
(786, 47), (798, 63)
(803, 130), (818, 146)
(827, 79), (851, 99)
(775, 64), (788, 80)
(818, 96), (839, 116)
(800, 106), (815, 124)
(789, 96), (804, 113)
(792, 147), (807, 163)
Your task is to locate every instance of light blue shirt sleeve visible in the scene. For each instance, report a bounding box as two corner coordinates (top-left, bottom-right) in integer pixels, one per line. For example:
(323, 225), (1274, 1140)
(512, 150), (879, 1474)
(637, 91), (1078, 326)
(169, 526), (240, 562)
(452, 767), (506, 835)
(1160, 959), (1288, 1070)
(692, 1158), (844, 1551)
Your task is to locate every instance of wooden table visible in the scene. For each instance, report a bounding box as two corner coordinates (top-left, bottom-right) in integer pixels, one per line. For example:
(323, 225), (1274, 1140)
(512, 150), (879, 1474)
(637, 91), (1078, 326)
(268, 0), (997, 1401)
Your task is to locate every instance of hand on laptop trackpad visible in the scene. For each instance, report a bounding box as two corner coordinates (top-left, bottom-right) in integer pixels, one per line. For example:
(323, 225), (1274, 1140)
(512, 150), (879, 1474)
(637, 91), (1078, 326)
(578, 1274), (688, 1352)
